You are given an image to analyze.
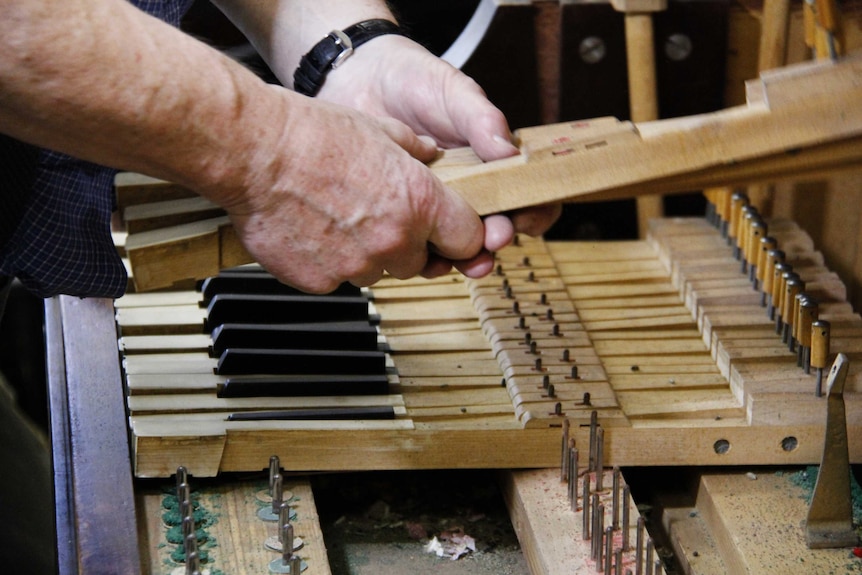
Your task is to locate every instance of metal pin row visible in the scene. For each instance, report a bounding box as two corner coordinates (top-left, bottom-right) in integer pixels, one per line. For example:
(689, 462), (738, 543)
(560, 420), (663, 574)
(175, 466), (203, 575)
(705, 190), (832, 395)
(265, 455), (303, 574)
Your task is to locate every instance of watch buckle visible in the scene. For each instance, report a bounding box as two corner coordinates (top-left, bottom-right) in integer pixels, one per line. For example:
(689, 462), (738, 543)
(330, 29), (354, 68)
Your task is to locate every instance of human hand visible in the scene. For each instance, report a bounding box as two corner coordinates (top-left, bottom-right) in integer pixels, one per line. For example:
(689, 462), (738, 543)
(316, 34), (562, 244)
(219, 92), (495, 293)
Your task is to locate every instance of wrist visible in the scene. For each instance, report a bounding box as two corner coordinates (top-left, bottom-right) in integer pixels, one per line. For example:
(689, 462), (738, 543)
(293, 19), (405, 97)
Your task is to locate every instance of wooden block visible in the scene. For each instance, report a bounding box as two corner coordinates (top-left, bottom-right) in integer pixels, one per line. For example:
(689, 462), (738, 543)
(500, 468), (655, 575)
(695, 470), (858, 574)
(137, 475), (331, 575)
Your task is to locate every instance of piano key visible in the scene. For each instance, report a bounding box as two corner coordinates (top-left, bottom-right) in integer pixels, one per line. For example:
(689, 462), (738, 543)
(227, 406), (397, 421)
(199, 271), (361, 304)
(204, 293), (372, 329)
(217, 374), (391, 397)
(214, 348), (387, 376)
(210, 321), (379, 355)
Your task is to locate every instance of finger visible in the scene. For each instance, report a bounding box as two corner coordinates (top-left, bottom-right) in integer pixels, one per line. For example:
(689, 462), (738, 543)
(452, 250), (495, 278)
(510, 203), (563, 236)
(482, 214), (515, 252)
(347, 267), (385, 289)
(444, 77), (520, 161)
(376, 116), (438, 163)
(420, 253), (454, 279)
(426, 185), (485, 263)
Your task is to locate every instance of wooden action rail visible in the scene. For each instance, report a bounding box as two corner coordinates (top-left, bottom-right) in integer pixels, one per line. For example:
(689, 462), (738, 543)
(119, 50), (862, 292)
(115, 210), (862, 478)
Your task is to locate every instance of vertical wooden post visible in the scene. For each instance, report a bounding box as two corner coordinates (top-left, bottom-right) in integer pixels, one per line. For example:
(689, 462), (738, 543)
(611, 0), (667, 238)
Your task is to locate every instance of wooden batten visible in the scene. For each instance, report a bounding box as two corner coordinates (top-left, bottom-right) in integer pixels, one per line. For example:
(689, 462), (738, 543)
(116, 51), (862, 291)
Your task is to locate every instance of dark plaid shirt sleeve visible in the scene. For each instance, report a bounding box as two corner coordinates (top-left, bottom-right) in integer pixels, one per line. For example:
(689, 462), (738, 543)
(0, 0), (198, 298)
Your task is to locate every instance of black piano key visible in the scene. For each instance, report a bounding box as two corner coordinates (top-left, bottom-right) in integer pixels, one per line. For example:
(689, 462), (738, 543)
(217, 374), (390, 397)
(227, 406), (396, 421)
(199, 272), (360, 304)
(205, 293), (371, 330)
(215, 348), (387, 376)
(210, 321), (379, 356)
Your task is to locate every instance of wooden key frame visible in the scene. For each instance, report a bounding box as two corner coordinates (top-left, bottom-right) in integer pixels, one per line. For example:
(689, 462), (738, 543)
(120, 50), (862, 292)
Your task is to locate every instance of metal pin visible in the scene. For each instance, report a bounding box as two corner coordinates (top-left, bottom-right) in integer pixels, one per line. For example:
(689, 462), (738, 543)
(180, 498), (192, 532)
(291, 556), (302, 574)
(593, 502), (604, 563)
(582, 391), (591, 406)
(183, 533), (200, 569)
(561, 420), (570, 481)
(513, 301), (520, 314)
(622, 485), (631, 550)
(534, 357), (543, 371)
(591, 497), (601, 557)
(522, 255), (530, 266)
(568, 447), (578, 507)
(636, 517), (645, 575)
(177, 481), (191, 508)
(812, 320), (831, 396)
(553, 401), (561, 414)
(530, 340), (538, 355)
(596, 427), (605, 491)
(269, 456), (280, 489)
(186, 549), (200, 575)
(518, 316), (527, 329)
(589, 411), (598, 471)
(645, 538), (654, 575)
(501, 278), (509, 291)
(583, 478), (591, 540)
(612, 467), (620, 529)
(604, 526), (613, 575)
(571, 447), (579, 504)
(552, 323), (561, 336)
(548, 385), (556, 399)
(546, 308), (554, 321)
(505, 285), (514, 299)
(279, 501), (291, 535)
(525, 332), (532, 345)
(540, 293), (548, 305)
(571, 365), (580, 379)
(614, 548), (623, 575)
(282, 522), (295, 560)
(528, 271), (535, 282)
(562, 348), (570, 362)
(654, 559), (662, 575)
(543, 374), (550, 389)
(182, 514), (195, 540)
(259, 473), (284, 521)
(176, 466), (188, 494)
(272, 473), (283, 514)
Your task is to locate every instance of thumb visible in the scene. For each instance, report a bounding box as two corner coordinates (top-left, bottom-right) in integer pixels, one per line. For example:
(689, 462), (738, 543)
(426, 185), (485, 263)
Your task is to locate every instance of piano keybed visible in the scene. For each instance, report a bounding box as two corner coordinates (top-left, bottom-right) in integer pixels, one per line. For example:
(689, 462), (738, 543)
(115, 212), (862, 478)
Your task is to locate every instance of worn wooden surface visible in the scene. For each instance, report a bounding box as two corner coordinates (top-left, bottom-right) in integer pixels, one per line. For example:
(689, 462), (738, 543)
(137, 475), (330, 575)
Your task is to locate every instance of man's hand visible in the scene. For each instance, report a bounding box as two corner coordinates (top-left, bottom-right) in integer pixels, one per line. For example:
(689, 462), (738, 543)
(221, 93), (493, 292)
(317, 34), (562, 244)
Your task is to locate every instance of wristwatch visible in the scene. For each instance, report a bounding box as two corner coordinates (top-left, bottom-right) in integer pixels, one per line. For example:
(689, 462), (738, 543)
(293, 19), (405, 97)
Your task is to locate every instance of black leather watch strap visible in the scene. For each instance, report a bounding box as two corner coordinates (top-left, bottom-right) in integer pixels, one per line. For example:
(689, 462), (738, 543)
(293, 19), (404, 97)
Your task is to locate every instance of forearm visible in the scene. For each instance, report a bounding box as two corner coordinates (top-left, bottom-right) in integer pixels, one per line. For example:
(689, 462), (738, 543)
(0, 0), (293, 207)
(211, 0), (395, 88)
